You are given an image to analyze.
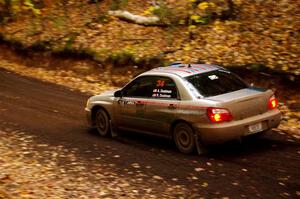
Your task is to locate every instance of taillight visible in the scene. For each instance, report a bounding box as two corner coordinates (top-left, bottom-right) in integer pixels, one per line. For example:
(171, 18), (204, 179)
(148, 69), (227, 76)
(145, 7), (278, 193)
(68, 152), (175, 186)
(207, 107), (232, 123)
(268, 95), (278, 110)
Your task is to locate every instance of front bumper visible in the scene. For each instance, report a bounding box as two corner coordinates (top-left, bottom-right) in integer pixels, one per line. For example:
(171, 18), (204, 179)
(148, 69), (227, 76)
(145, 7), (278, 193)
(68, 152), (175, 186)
(85, 108), (93, 127)
(194, 109), (281, 144)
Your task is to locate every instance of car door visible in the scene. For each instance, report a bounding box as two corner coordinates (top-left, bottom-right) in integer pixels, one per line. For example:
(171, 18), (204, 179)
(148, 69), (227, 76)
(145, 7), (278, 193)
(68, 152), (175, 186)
(113, 76), (155, 131)
(142, 76), (181, 137)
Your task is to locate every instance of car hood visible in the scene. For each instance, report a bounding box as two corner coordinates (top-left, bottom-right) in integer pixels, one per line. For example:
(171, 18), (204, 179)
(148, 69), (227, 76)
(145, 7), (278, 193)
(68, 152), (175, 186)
(89, 89), (118, 101)
(99, 90), (118, 97)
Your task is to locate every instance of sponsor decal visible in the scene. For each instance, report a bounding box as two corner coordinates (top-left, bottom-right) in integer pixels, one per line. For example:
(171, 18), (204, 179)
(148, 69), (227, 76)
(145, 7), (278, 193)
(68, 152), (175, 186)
(130, 100), (206, 110)
(159, 94), (171, 98)
(152, 87), (173, 98)
(208, 74), (219, 80)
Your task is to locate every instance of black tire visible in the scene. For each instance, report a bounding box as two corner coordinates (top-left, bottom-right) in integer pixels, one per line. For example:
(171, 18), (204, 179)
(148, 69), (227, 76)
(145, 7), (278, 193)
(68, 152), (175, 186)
(95, 109), (111, 137)
(173, 122), (196, 154)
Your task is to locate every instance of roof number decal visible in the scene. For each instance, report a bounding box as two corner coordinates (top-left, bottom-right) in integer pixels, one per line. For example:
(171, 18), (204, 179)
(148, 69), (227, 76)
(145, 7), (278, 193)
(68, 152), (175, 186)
(156, 80), (165, 87)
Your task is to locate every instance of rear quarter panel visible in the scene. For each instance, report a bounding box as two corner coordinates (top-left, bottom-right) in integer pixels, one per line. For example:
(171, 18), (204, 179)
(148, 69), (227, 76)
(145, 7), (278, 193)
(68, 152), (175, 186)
(174, 100), (216, 126)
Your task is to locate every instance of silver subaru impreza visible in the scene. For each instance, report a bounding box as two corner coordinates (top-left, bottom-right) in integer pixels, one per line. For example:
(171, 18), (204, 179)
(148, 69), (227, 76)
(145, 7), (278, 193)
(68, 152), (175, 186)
(85, 64), (281, 154)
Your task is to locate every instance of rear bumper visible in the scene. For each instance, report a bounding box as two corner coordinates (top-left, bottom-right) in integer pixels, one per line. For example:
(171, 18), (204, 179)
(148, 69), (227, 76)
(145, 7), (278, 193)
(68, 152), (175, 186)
(194, 109), (281, 144)
(85, 108), (93, 127)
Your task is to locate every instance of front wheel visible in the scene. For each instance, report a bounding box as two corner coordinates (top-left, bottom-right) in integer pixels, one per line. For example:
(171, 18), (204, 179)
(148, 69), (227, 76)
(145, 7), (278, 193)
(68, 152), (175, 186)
(173, 122), (196, 154)
(95, 109), (111, 137)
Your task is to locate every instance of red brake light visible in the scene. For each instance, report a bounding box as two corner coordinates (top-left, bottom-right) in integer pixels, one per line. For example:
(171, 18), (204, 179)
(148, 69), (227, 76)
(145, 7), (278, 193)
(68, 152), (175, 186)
(207, 107), (232, 123)
(268, 96), (278, 110)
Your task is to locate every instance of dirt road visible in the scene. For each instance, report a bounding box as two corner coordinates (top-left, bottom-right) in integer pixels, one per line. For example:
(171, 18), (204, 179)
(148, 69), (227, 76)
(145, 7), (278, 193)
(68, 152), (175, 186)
(0, 68), (299, 198)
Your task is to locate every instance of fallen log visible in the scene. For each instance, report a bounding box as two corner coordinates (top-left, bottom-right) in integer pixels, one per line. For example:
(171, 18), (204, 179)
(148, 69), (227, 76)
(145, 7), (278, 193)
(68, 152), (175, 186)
(108, 10), (161, 25)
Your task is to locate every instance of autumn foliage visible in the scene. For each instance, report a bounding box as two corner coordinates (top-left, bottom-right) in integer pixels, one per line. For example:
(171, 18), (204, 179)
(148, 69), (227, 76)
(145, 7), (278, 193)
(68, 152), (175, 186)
(0, 0), (299, 75)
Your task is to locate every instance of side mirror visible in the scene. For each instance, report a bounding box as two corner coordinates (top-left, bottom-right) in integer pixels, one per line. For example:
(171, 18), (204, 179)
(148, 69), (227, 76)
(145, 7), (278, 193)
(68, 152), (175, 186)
(114, 90), (122, 97)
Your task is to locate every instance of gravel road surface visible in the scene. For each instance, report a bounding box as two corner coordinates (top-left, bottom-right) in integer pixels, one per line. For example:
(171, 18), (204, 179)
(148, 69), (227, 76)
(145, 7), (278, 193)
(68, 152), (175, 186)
(0, 68), (299, 198)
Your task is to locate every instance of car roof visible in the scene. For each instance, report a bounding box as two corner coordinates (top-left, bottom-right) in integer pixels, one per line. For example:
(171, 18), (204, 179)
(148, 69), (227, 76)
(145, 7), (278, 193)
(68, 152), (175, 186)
(143, 63), (223, 78)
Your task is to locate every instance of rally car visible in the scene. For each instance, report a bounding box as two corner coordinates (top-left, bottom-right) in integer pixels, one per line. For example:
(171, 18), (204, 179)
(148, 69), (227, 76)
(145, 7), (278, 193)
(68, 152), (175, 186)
(85, 63), (281, 154)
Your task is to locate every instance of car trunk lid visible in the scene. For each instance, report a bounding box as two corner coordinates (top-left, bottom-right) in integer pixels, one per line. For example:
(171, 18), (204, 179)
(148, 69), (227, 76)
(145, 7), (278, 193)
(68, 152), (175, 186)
(206, 88), (273, 120)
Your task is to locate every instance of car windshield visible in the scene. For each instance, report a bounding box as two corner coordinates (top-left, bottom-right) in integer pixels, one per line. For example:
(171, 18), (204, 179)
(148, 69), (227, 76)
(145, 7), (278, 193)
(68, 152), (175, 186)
(185, 70), (248, 97)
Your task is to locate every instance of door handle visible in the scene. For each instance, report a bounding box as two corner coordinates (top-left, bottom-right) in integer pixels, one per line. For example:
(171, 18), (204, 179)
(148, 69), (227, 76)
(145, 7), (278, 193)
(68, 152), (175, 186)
(135, 101), (144, 105)
(118, 99), (125, 104)
(168, 104), (177, 109)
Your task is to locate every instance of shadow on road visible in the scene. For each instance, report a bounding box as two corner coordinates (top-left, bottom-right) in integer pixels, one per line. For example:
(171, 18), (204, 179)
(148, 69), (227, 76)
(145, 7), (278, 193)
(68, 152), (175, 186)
(88, 128), (299, 158)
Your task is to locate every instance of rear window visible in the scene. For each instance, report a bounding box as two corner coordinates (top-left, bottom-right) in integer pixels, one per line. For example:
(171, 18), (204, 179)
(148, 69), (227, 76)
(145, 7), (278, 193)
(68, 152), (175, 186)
(185, 70), (248, 97)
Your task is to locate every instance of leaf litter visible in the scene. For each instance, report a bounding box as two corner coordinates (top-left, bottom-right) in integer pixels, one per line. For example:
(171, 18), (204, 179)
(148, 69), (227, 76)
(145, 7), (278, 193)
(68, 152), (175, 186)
(0, 129), (192, 198)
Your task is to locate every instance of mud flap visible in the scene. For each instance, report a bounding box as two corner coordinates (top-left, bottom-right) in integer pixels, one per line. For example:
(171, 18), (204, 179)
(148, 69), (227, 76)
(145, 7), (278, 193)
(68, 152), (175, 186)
(110, 120), (119, 137)
(195, 133), (207, 155)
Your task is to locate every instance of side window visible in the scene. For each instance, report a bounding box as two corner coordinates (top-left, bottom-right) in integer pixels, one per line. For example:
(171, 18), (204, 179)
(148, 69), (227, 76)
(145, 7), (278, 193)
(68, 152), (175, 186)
(122, 76), (155, 98)
(122, 76), (179, 99)
(151, 77), (178, 99)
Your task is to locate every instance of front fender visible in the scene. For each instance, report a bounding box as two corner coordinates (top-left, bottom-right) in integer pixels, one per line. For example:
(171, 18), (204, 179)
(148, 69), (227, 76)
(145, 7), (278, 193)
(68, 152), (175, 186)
(90, 99), (115, 124)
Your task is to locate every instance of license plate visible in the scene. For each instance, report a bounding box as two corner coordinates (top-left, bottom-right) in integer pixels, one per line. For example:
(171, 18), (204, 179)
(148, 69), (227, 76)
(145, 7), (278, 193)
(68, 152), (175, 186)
(247, 122), (263, 135)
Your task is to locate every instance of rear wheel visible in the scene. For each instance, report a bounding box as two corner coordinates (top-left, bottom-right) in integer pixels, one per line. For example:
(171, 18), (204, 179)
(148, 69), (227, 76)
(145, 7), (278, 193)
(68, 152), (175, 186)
(173, 122), (196, 154)
(95, 109), (111, 137)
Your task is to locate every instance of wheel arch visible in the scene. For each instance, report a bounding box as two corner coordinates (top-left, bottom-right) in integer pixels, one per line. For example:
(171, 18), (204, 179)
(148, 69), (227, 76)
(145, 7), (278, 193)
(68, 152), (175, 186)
(170, 119), (194, 139)
(91, 105), (111, 126)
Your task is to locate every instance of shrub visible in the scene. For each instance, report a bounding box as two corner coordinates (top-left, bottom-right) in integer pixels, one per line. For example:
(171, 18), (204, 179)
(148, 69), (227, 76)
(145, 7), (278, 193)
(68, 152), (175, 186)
(110, 0), (128, 10)
(0, 0), (40, 20)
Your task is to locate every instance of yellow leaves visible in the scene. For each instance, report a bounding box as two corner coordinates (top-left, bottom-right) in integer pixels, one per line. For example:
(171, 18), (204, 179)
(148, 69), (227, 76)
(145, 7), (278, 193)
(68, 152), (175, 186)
(178, 19), (185, 25)
(201, 182), (209, 187)
(24, 0), (34, 7)
(194, 167), (205, 172)
(144, 6), (157, 15)
(188, 25), (196, 31)
(190, 15), (200, 21)
(3, 0), (41, 15)
(144, 10), (151, 15)
(209, 2), (216, 8)
(23, 0), (42, 15)
(214, 20), (221, 26)
(224, 20), (241, 26)
(131, 163), (141, 169)
(33, 8), (41, 15)
(12, 4), (20, 12)
(152, 175), (163, 180)
(198, 2), (209, 10)
(234, 0), (242, 5)
(213, 20), (225, 32)
(190, 15), (207, 24)
(183, 44), (192, 51)
(149, 6), (156, 12)
(282, 65), (288, 71)
(197, 2), (215, 10)
(19, 190), (34, 198)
